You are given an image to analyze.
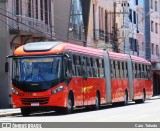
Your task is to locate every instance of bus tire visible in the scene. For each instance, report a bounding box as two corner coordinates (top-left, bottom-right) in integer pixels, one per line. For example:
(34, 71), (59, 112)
(21, 107), (30, 116)
(122, 91), (128, 106)
(64, 94), (73, 114)
(95, 92), (100, 110)
(135, 90), (146, 104)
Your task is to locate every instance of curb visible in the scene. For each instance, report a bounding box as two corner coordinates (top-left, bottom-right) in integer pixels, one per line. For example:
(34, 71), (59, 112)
(0, 112), (21, 117)
(0, 109), (21, 117)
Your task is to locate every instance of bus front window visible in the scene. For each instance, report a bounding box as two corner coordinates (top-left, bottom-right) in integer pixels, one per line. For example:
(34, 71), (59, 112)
(12, 57), (62, 83)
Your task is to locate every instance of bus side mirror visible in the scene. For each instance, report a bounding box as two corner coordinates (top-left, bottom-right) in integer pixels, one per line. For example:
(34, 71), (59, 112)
(5, 62), (9, 73)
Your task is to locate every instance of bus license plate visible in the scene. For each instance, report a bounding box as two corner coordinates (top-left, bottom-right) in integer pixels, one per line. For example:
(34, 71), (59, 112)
(31, 103), (39, 106)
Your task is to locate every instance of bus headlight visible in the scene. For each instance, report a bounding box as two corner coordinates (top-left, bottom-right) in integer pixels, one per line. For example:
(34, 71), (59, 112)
(51, 86), (64, 94)
(12, 88), (19, 95)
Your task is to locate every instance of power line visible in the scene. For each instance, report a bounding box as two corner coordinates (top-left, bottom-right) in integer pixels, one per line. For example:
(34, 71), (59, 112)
(0, 7), (90, 45)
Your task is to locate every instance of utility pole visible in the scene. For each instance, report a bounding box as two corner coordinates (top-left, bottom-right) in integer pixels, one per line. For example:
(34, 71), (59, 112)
(112, 1), (119, 52)
(108, 0), (129, 53)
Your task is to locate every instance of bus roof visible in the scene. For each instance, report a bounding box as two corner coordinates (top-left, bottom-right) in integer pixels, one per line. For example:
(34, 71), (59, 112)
(13, 41), (151, 65)
(14, 41), (103, 57)
(108, 51), (128, 61)
(130, 55), (151, 65)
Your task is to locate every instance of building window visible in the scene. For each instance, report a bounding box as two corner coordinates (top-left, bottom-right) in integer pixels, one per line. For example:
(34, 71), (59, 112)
(151, 0), (153, 9)
(155, 23), (158, 33)
(40, 0), (44, 21)
(134, 39), (138, 52)
(69, 0), (85, 41)
(129, 37), (132, 50)
(129, 38), (138, 52)
(142, 42), (145, 52)
(155, 1), (158, 11)
(135, 0), (138, 5)
(133, 11), (136, 24)
(156, 45), (159, 56)
(28, 0), (31, 17)
(152, 44), (154, 55)
(129, 9), (132, 22)
(36, 0), (38, 19)
(105, 11), (109, 42)
(44, 0), (48, 24)
(15, 0), (22, 15)
(16, 0), (19, 15)
(151, 21), (154, 32)
(99, 7), (104, 31)
(99, 6), (104, 40)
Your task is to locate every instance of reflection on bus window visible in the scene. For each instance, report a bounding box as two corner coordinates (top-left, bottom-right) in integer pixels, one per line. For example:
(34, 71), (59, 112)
(12, 57), (62, 82)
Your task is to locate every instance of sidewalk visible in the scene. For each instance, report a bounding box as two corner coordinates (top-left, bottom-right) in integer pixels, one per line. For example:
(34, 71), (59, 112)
(0, 95), (159, 117)
(0, 108), (20, 117)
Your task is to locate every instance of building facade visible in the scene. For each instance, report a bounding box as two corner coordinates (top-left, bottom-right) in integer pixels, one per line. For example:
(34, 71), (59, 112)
(114, 0), (130, 53)
(122, 0), (160, 95)
(0, 0), (56, 108)
(0, 0), (91, 108)
(0, 0), (160, 108)
(118, 0), (145, 58)
(87, 0), (114, 49)
(145, 0), (160, 95)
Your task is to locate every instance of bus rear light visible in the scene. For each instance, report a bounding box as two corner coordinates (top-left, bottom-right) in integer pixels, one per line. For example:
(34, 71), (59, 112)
(12, 88), (19, 95)
(51, 86), (64, 94)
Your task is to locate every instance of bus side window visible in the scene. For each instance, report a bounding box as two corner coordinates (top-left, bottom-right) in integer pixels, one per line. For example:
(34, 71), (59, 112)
(112, 61), (116, 78)
(147, 65), (151, 80)
(121, 62), (124, 78)
(135, 63), (138, 78)
(96, 59), (100, 77)
(119, 61), (123, 79)
(139, 64), (142, 79)
(133, 63), (137, 78)
(102, 59), (105, 77)
(142, 64), (145, 78)
(86, 57), (93, 77)
(75, 55), (82, 76)
(123, 62), (127, 79)
(64, 58), (72, 77)
(144, 65), (147, 78)
(99, 59), (104, 78)
(92, 58), (98, 77)
(137, 63), (140, 79)
(115, 61), (119, 78)
(90, 58), (94, 76)
(72, 55), (76, 76)
(81, 56), (87, 77)
(125, 62), (128, 78)
(110, 61), (113, 78)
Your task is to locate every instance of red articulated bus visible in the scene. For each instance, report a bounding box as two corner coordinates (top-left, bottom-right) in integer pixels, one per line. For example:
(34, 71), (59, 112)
(6, 41), (153, 116)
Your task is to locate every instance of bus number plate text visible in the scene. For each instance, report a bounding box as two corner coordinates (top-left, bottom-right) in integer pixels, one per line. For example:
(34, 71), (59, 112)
(31, 103), (39, 106)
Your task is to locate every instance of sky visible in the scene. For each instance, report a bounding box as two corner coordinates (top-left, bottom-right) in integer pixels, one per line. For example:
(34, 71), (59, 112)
(138, 0), (143, 7)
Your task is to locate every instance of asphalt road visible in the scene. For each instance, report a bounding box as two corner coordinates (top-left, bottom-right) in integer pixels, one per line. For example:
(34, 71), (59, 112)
(0, 97), (159, 123)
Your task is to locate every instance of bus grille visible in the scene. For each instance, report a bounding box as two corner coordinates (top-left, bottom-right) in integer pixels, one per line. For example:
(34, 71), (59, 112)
(21, 97), (49, 105)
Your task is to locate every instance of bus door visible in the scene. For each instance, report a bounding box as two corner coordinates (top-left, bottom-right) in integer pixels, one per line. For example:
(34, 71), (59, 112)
(81, 56), (88, 106)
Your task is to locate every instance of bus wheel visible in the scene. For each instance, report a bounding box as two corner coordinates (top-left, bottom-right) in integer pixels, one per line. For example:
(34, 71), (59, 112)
(135, 90), (146, 104)
(95, 92), (100, 110)
(21, 107), (30, 116)
(122, 91), (128, 106)
(64, 94), (73, 114)
(141, 90), (146, 103)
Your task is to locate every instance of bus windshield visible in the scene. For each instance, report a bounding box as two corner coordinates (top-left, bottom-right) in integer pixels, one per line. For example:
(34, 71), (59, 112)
(12, 57), (62, 82)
